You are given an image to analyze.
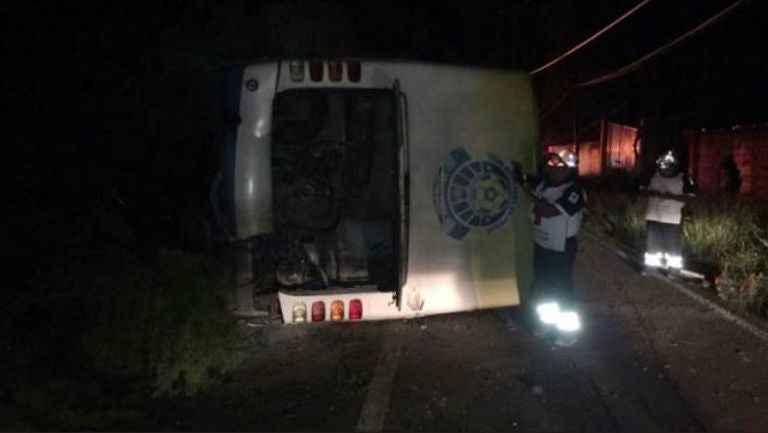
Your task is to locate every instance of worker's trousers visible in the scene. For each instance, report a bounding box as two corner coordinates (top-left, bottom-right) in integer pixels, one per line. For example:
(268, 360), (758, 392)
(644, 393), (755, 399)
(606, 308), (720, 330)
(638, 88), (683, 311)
(644, 220), (683, 269)
(532, 236), (578, 309)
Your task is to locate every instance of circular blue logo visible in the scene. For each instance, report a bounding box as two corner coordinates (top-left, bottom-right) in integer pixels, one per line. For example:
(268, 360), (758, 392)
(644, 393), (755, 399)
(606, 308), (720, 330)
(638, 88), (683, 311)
(434, 148), (518, 240)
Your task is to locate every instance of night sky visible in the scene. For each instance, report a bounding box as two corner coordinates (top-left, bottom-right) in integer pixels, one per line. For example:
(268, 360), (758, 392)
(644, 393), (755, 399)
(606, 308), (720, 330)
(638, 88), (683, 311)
(3, 0), (766, 261)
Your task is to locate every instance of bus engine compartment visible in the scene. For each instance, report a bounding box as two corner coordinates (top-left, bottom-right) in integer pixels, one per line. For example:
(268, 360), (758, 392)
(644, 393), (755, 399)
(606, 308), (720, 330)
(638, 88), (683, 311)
(250, 88), (401, 294)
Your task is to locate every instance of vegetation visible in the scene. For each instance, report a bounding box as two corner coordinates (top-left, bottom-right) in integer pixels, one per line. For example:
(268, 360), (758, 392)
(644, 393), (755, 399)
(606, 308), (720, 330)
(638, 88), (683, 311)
(1, 213), (248, 430)
(683, 200), (768, 315)
(586, 179), (768, 318)
(4, 2), (371, 429)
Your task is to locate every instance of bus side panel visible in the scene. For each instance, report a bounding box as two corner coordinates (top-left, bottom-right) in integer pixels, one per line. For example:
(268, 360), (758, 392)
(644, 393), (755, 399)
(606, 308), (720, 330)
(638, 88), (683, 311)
(389, 64), (537, 315)
(234, 64), (278, 239)
(464, 71), (537, 308)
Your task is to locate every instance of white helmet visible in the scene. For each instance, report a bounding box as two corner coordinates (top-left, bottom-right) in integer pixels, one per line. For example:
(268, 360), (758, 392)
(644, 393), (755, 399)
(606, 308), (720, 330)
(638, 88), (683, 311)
(557, 149), (578, 168)
(656, 151), (677, 170)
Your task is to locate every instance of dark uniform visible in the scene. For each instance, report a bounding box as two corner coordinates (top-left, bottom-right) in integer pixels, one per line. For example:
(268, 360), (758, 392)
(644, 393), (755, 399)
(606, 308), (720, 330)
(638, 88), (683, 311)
(530, 174), (586, 308)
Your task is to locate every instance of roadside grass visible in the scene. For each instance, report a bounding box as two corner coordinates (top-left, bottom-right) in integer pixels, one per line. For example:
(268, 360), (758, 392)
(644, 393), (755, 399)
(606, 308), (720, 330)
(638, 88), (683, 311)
(585, 191), (646, 250)
(683, 200), (768, 316)
(586, 184), (768, 318)
(1, 213), (248, 430)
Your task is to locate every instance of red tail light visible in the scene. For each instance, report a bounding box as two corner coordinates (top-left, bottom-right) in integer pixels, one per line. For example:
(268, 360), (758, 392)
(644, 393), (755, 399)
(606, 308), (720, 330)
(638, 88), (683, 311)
(349, 299), (362, 320)
(328, 59), (343, 82)
(309, 60), (323, 81)
(330, 300), (344, 321)
(312, 301), (326, 322)
(347, 60), (361, 82)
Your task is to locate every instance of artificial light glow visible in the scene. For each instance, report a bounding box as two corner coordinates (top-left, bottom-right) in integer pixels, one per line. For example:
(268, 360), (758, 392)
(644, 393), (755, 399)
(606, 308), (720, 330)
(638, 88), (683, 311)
(664, 253), (683, 269)
(555, 311), (581, 332)
(248, 178), (254, 195)
(536, 302), (560, 325)
(644, 252), (663, 267)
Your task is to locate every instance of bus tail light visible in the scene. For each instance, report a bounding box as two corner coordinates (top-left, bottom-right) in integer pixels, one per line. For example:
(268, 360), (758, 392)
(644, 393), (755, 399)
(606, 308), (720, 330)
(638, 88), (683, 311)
(292, 302), (307, 323)
(312, 301), (326, 322)
(330, 300), (344, 321)
(289, 60), (304, 82)
(309, 60), (323, 81)
(349, 299), (362, 320)
(347, 60), (361, 82)
(328, 59), (343, 82)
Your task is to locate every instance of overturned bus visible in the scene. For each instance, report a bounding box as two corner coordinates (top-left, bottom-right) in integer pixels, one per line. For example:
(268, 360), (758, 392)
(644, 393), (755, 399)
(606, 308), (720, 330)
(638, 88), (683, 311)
(211, 59), (539, 323)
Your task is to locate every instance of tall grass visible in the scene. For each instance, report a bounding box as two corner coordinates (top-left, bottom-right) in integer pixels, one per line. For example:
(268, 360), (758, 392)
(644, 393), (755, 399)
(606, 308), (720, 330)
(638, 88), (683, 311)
(79, 248), (248, 396)
(585, 192), (647, 249)
(587, 190), (768, 317)
(684, 200), (768, 315)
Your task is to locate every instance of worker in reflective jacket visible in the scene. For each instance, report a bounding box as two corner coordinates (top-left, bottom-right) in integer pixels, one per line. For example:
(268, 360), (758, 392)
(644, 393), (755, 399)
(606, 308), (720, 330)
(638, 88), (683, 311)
(513, 150), (586, 346)
(640, 150), (696, 275)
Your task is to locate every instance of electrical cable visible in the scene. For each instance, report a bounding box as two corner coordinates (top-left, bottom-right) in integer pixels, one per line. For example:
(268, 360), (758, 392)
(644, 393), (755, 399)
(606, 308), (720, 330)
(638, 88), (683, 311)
(530, 0), (655, 75)
(577, 0), (750, 87)
(539, 0), (749, 119)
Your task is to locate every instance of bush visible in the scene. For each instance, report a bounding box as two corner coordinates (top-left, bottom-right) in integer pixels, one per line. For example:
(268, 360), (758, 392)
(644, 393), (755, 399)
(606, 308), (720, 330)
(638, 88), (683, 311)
(585, 191), (646, 249)
(588, 192), (768, 317)
(3, 217), (247, 429)
(684, 200), (768, 316)
(6, 376), (144, 431)
(79, 247), (247, 396)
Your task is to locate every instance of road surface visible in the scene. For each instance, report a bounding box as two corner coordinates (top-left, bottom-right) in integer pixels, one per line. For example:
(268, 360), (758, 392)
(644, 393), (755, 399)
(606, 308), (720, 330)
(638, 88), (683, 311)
(153, 232), (768, 431)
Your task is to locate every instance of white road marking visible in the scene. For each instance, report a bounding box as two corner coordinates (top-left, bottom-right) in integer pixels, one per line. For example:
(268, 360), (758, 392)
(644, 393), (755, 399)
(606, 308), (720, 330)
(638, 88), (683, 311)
(356, 321), (406, 432)
(651, 274), (768, 344)
(584, 229), (768, 344)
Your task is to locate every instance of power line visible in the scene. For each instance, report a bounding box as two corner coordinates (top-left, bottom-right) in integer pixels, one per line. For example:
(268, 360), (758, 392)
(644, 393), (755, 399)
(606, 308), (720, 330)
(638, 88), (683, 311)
(530, 0), (655, 75)
(539, 0), (749, 119)
(577, 0), (750, 87)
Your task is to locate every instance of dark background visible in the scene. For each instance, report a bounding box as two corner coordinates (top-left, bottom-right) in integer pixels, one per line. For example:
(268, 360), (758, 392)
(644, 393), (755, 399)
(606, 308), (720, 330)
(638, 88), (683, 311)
(3, 0), (766, 263)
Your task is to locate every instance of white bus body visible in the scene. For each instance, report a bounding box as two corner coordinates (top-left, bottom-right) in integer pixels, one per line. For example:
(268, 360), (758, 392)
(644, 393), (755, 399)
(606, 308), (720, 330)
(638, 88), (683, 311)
(214, 59), (539, 323)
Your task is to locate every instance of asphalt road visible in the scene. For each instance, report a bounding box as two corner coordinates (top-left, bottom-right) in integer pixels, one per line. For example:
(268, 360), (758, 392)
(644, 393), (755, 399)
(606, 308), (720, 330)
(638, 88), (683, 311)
(154, 233), (768, 431)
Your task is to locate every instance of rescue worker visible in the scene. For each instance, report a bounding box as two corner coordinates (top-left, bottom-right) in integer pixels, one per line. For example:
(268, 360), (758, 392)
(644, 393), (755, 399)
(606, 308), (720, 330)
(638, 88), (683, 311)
(513, 150), (586, 346)
(640, 150), (696, 276)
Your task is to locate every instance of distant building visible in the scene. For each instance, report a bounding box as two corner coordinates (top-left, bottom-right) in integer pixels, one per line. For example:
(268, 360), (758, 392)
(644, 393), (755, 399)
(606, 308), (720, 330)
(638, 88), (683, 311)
(544, 120), (768, 200)
(544, 120), (640, 177)
(685, 124), (768, 199)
